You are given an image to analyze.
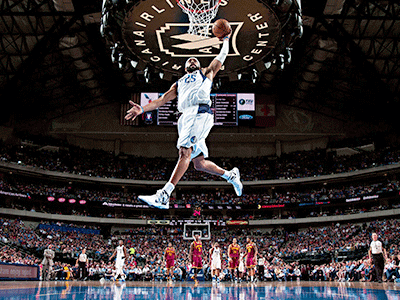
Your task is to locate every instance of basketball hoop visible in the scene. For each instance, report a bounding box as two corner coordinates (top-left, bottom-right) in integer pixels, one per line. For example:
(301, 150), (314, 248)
(176, 0), (222, 38)
(183, 223), (211, 240)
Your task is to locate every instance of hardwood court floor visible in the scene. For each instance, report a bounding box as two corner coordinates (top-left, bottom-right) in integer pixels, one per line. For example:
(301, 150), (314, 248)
(1, 280), (400, 300)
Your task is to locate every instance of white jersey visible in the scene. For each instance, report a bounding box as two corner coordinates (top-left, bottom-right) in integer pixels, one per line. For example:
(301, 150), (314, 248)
(211, 247), (222, 270)
(211, 247), (221, 261)
(176, 69), (212, 112)
(116, 245), (125, 261)
(370, 240), (383, 254)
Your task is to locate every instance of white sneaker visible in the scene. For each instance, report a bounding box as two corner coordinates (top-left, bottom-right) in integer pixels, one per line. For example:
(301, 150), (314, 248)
(139, 189), (170, 209)
(227, 167), (243, 196)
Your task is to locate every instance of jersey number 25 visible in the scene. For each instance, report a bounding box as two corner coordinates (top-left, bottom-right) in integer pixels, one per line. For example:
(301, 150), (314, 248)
(184, 74), (196, 83)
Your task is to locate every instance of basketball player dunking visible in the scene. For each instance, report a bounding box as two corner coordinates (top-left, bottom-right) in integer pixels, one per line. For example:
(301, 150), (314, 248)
(125, 29), (243, 210)
(244, 237), (258, 283)
(164, 242), (176, 282)
(228, 238), (241, 282)
(189, 234), (203, 284)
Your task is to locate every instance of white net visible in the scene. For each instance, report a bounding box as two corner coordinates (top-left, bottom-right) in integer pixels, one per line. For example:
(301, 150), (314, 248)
(176, 0), (221, 38)
(183, 223), (211, 240)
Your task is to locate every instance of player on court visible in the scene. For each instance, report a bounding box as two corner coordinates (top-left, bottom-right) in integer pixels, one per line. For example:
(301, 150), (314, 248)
(238, 248), (246, 281)
(164, 242), (176, 282)
(189, 234), (203, 284)
(209, 242), (222, 283)
(109, 240), (128, 282)
(125, 29), (243, 210)
(243, 237), (258, 283)
(228, 238), (241, 282)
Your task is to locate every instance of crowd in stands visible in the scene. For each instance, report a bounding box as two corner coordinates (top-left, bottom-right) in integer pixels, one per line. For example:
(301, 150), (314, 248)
(0, 244), (40, 266)
(1, 139), (400, 182)
(0, 175), (399, 207)
(2, 136), (400, 281)
(1, 217), (400, 283)
(178, 179), (399, 205)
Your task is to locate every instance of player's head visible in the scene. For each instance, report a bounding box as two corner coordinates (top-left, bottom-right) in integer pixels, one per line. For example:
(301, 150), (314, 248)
(233, 238), (237, 244)
(247, 237), (251, 243)
(372, 233), (378, 241)
(168, 242), (172, 247)
(185, 57), (200, 73)
(194, 234), (200, 241)
(214, 242), (219, 248)
(118, 239), (123, 245)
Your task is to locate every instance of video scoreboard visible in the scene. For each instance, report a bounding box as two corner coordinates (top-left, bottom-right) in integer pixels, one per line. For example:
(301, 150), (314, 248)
(139, 93), (255, 126)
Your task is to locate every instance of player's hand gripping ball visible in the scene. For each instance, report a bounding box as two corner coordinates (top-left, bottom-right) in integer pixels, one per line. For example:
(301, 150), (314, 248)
(212, 19), (231, 40)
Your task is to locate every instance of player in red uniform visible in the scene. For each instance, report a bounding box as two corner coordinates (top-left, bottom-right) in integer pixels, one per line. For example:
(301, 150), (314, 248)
(228, 238), (241, 282)
(164, 242), (176, 281)
(189, 234), (203, 284)
(244, 237), (258, 282)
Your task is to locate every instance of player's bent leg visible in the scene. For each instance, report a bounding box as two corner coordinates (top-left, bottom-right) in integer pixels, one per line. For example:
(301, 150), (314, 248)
(138, 147), (192, 210)
(192, 155), (224, 176)
(192, 156), (243, 196)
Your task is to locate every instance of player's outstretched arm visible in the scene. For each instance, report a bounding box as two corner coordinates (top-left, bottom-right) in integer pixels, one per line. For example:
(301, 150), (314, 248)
(125, 82), (177, 120)
(203, 32), (231, 80)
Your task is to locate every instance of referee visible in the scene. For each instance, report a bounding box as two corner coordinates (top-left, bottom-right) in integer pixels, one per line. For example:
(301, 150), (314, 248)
(368, 233), (387, 283)
(76, 248), (88, 280)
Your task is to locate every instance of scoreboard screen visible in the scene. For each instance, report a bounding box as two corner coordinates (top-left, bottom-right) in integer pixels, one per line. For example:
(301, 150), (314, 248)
(140, 93), (254, 126)
(212, 94), (237, 126)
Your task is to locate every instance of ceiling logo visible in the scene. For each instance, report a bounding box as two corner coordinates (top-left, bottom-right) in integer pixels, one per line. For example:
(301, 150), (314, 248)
(122, 0), (281, 75)
(155, 22), (243, 58)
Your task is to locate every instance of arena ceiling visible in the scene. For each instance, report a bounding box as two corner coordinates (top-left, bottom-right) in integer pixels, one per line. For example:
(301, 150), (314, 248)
(0, 0), (399, 127)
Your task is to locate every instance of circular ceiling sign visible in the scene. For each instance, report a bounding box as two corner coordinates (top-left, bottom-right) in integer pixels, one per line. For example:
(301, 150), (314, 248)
(122, 0), (281, 76)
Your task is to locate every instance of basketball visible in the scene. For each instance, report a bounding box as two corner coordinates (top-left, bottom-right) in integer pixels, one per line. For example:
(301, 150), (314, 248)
(212, 19), (231, 39)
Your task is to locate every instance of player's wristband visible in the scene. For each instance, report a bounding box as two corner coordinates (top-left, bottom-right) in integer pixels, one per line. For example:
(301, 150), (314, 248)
(215, 38), (229, 64)
(223, 36), (230, 40)
(139, 105), (145, 114)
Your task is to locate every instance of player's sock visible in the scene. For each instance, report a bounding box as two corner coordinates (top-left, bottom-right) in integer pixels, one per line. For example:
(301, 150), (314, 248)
(163, 182), (175, 195)
(251, 276), (254, 282)
(221, 170), (231, 180)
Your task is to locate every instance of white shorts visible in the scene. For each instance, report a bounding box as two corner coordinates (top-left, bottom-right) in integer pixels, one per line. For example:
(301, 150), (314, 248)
(115, 258), (125, 270)
(211, 258), (222, 270)
(177, 105), (214, 160)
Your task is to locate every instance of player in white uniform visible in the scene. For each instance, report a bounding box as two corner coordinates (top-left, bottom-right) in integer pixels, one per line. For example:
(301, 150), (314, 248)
(125, 30), (243, 210)
(109, 240), (128, 281)
(210, 242), (222, 283)
(238, 249), (245, 280)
